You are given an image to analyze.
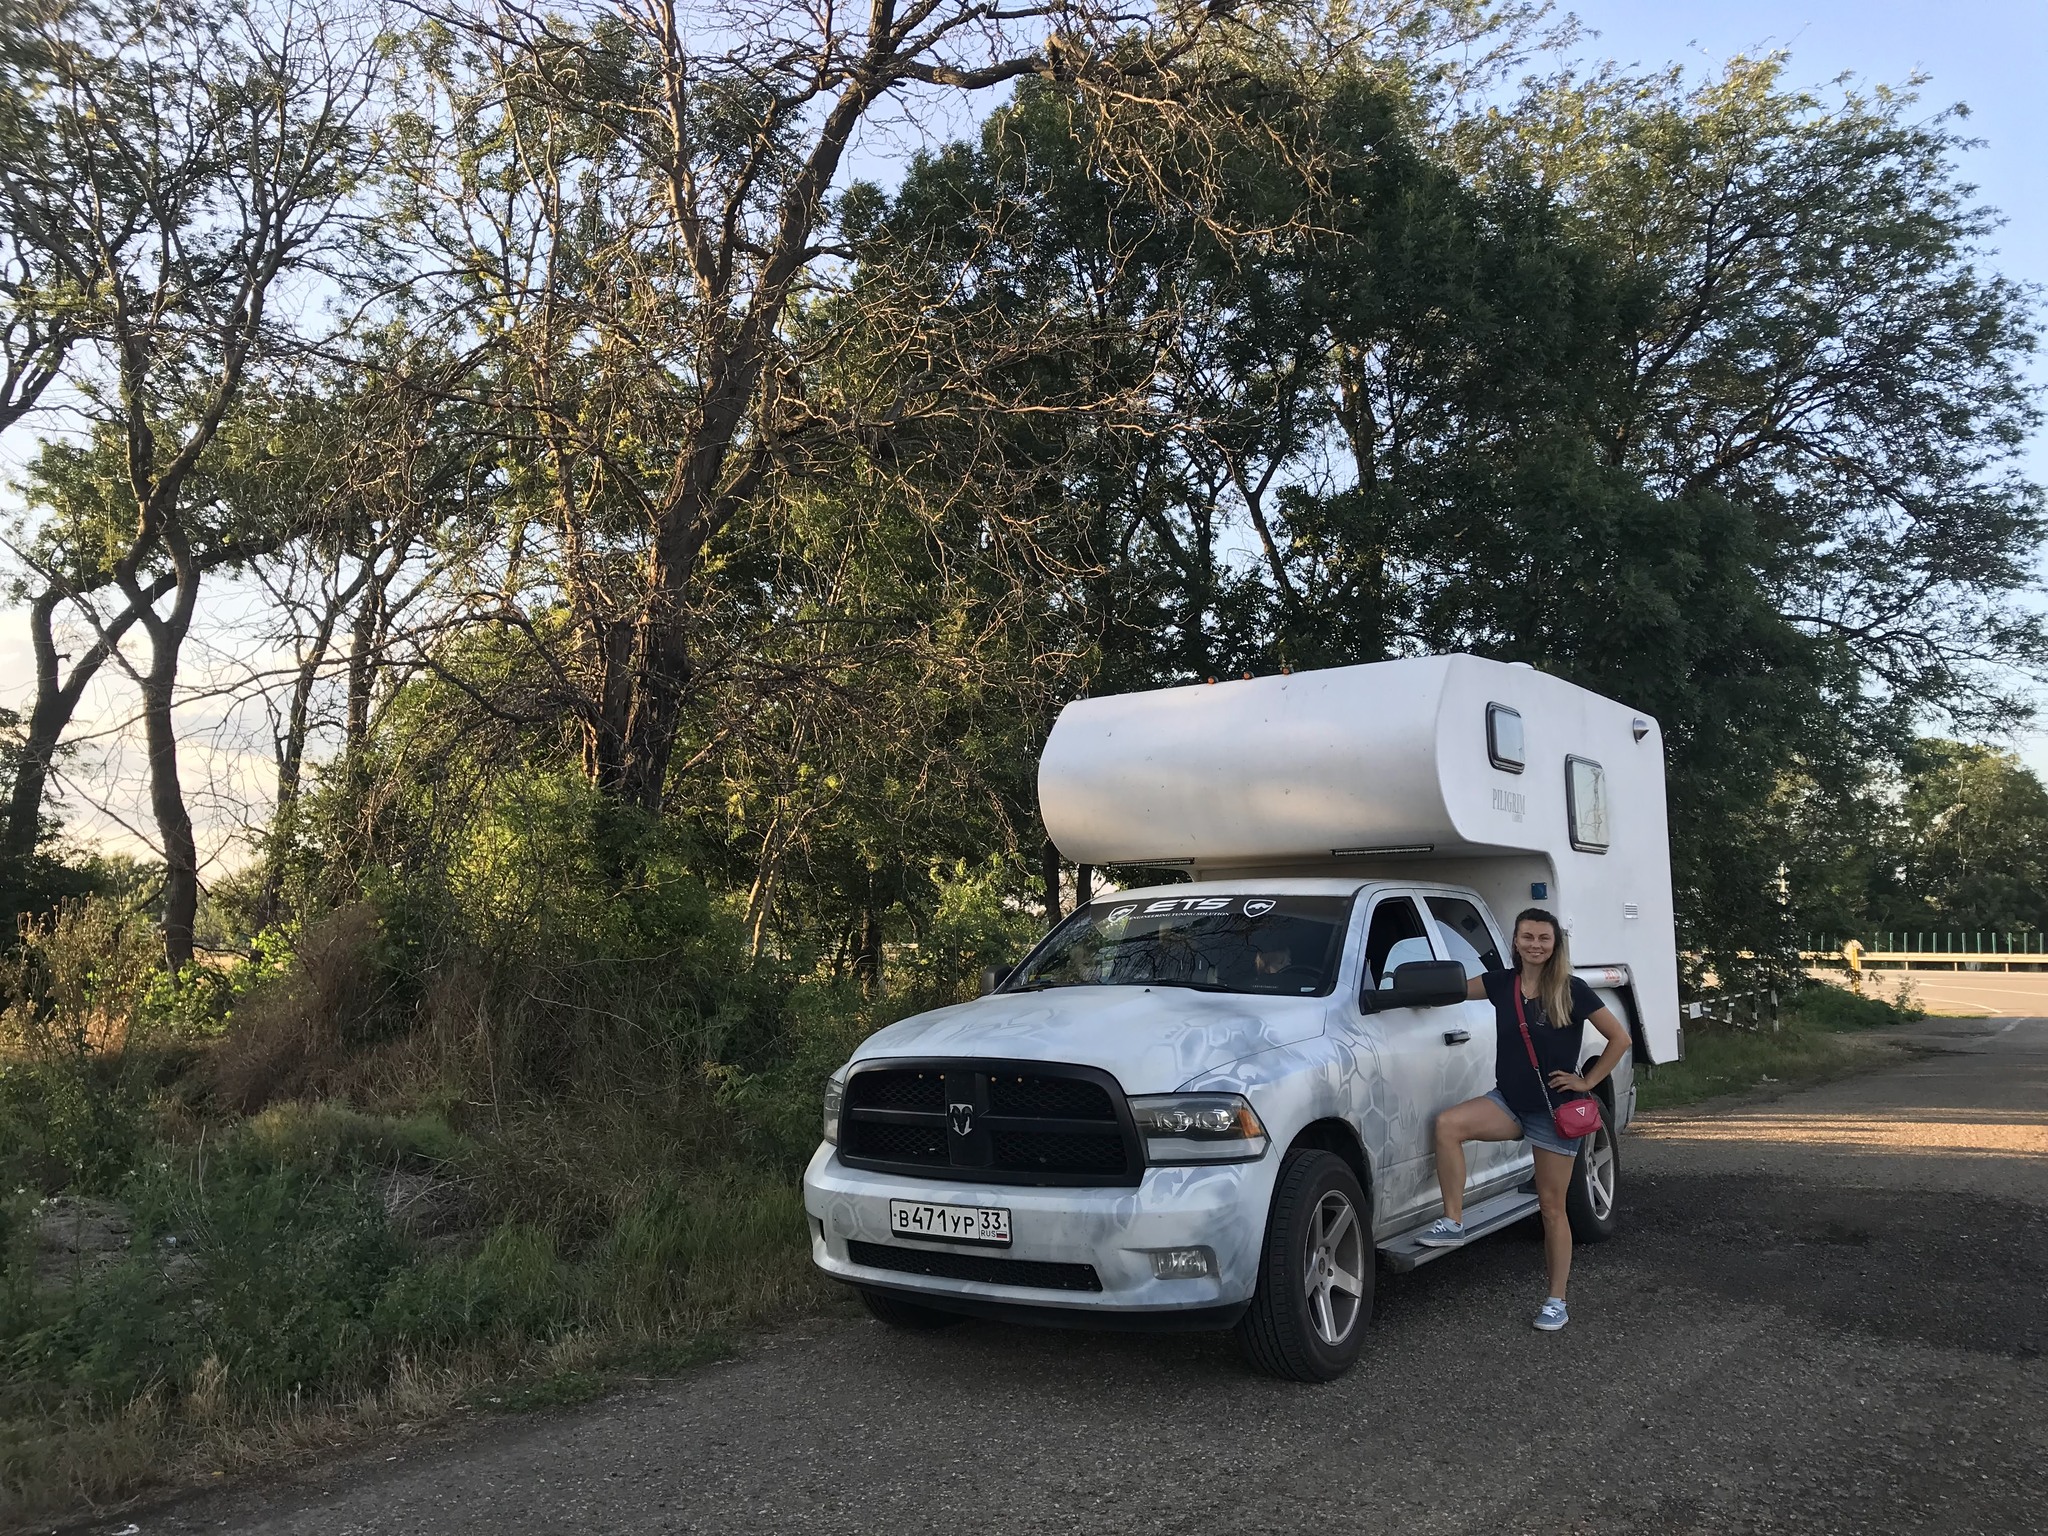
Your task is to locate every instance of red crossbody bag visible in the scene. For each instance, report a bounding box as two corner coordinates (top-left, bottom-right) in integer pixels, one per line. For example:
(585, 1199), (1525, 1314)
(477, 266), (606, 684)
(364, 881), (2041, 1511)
(1513, 985), (1603, 1141)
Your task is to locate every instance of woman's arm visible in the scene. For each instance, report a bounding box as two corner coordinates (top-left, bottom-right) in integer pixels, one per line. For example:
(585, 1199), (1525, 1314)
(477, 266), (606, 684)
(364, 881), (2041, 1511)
(1548, 1005), (1630, 1094)
(1466, 974), (1488, 1001)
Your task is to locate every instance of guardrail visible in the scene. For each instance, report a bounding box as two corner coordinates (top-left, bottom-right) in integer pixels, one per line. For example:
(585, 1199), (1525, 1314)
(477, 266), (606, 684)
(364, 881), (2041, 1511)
(1683, 989), (1781, 1032)
(1806, 933), (2048, 973)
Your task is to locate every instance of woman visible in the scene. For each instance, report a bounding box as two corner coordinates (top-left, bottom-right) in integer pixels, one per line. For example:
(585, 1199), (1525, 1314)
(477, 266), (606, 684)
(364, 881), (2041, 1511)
(1413, 908), (1631, 1332)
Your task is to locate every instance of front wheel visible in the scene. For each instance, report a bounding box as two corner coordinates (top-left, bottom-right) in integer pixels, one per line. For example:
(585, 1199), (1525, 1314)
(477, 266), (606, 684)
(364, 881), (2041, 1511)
(1565, 1101), (1620, 1243)
(858, 1286), (967, 1330)
(1235, 1150), (1373, 1382)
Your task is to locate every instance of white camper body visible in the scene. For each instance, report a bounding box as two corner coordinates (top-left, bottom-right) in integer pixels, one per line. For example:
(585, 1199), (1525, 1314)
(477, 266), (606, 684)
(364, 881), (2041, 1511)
(1039, 653), (1682, 1063)
(803, 655), (1682, 1379)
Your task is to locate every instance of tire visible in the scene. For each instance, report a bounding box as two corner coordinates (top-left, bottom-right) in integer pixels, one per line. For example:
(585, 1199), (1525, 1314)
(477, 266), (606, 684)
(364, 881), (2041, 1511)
(1235, 1150), (1374, 1382)
(858, 1286), (968, 1330)
(1565, 1098), (1620, 1243)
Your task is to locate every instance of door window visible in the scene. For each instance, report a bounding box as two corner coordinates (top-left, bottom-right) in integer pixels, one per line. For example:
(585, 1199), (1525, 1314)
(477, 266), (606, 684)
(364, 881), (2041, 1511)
(1426, 895), (1503, 977)
(1362, 896), (1432, 991)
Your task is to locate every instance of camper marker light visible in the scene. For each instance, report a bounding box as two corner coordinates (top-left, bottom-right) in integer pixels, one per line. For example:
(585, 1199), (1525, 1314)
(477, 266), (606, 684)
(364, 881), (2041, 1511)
(822, 1067), (847, 1145)
(1128, 1094), (1268, 1163)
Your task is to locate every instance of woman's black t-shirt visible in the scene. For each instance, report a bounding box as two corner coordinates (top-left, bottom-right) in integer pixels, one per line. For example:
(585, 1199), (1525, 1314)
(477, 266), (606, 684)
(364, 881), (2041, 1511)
(1481, 969), (1603, 1120)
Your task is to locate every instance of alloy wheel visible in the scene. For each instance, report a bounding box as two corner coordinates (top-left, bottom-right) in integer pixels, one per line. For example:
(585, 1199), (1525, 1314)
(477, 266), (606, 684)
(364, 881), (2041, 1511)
(1581, 1121), (1617, 1221)
(1301, 1189), (1366, 1345)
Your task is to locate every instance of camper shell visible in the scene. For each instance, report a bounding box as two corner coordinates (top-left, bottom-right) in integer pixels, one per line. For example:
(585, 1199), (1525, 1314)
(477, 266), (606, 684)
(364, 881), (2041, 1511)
(1039, 653), (1681, 1064)
(803, 655), (1682, 1379)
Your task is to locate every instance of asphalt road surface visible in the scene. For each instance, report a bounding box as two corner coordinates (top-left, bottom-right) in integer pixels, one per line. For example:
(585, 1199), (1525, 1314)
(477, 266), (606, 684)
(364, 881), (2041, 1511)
(1859, 967), (2048, 1018)
(113, 1017), (2047, 1536)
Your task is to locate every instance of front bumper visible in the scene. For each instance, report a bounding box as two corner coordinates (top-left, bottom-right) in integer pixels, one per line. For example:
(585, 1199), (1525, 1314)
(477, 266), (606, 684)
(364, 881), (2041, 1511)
(803, 1143), (1280, 1318)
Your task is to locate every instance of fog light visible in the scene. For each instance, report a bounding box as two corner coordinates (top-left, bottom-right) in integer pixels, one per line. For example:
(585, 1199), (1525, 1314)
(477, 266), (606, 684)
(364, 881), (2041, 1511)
(1148, 1246), (1215, 1279)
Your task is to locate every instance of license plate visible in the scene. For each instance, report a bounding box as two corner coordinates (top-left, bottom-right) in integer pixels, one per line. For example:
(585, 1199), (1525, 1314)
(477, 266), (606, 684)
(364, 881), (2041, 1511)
(888, 1199), (1011, 1247)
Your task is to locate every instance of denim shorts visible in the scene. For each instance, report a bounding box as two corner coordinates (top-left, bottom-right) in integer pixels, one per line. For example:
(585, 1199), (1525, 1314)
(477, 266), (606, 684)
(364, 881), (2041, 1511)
(1486, 1088), (1579, 1158)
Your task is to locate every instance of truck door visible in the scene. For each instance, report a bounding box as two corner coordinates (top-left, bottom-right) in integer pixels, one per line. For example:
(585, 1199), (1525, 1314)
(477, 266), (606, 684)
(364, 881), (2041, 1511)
(1423, 893), (1532, 1189)
(1350, 891), (1497, 1226)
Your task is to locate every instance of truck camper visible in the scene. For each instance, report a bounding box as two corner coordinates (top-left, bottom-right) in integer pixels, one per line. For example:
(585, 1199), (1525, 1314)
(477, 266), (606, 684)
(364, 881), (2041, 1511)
(804, 654), (1682, 1379)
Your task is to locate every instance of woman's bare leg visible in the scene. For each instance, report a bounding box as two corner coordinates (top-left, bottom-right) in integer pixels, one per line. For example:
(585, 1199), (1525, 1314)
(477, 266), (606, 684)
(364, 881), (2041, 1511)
(1431, 1096), (1524, 1222)
(1532, 1146), (1577, 1297)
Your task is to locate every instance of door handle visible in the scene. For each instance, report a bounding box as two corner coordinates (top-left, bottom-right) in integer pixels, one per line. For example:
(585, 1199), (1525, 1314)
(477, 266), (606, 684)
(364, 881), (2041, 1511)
(1443, 1029), (1471, 1045)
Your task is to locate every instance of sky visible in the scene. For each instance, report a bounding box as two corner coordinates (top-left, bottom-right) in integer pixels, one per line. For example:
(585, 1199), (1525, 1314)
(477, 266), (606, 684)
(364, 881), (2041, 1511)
(4, 0), (2047, 864)
(1556, 2), (2047, 405)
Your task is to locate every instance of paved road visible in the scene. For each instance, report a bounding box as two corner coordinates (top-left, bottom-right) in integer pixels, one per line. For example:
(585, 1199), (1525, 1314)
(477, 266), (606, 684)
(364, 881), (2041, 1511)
(120, 1018), (2047, 1536)
(1861, 968), (2048, 1018)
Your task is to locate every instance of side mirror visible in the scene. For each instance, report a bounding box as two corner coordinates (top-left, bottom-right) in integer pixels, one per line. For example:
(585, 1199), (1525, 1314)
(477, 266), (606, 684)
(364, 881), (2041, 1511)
(980, 963), (1015, 996)
(1362, 959), (1468, 1012)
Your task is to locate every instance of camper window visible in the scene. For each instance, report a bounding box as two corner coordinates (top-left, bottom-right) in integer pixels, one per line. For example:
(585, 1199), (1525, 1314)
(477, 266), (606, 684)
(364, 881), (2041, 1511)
(1567, 755), (1611, 852)
(1486, 703), (1524, 773)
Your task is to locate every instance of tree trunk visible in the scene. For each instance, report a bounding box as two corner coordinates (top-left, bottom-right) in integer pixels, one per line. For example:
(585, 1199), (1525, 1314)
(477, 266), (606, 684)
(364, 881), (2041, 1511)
(1041, 839), (1063, 924)
(4, 591), (72, 863)
(255, 588), (343, 929)
(345, 572), (383, 756)
(746, 814), (785, 960)
(6, 574), (180, 862)
(141, 633), (199, 967)
(857, 899), (883, 991)
(121, 513), (205, 970)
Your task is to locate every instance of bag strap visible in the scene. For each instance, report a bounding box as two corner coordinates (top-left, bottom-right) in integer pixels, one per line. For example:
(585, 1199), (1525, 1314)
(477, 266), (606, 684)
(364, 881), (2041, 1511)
(1512, 984), (1558, 1114)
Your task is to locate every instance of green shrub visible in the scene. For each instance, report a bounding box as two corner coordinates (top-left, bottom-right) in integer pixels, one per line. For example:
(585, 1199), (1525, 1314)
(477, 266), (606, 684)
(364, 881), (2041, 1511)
(0, 897), (169, 1192)
(1784, 978), (1920, 1030)
(4, 1161), (407, 1413)
(372, 1224), (568, 1350)
(233, 1101), (469, 1173)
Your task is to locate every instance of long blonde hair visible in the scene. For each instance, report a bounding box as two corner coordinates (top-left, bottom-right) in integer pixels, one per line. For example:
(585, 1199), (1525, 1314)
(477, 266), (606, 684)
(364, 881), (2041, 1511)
(1513, 908), (1574, 1029)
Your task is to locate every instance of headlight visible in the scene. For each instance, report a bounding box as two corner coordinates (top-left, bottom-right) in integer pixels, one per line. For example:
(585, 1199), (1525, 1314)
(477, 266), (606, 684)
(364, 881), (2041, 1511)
(1127, 1093), (1268, 1164)
(822, 1067), (847, 1145)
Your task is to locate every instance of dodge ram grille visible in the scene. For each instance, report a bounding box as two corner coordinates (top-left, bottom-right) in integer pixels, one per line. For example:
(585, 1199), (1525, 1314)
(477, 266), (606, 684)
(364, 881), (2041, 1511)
(838, 1059), (1142, 1187)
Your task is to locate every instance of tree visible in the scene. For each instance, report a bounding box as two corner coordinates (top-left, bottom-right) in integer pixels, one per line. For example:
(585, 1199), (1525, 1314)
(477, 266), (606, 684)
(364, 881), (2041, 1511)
(371, 0), (1215, 827)
(1867, 742), (2048, 933)
(2, 0), (378, 964)
(1472, 56), (2045, 715)
(858, 42), (2046, 981)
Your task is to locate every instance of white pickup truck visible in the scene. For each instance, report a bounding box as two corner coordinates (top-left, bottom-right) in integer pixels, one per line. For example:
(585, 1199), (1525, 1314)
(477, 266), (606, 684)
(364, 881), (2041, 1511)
(803, 656), (1682, 1380)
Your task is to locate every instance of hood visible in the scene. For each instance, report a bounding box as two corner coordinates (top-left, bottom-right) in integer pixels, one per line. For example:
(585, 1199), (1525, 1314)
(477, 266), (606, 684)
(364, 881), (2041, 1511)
(850, 985), (1329, 1095)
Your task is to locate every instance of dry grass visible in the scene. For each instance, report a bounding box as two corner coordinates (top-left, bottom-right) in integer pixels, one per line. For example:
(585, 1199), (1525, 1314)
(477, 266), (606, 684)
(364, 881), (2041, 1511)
(210, 904), (392, 1113)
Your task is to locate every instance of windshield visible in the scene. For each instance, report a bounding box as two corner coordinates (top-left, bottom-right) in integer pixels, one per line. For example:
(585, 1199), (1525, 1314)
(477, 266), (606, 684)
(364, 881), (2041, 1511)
(1007, 894), (1356, 997)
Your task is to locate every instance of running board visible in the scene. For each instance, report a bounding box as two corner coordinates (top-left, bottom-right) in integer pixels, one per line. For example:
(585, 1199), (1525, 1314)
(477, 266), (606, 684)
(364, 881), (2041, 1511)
(1378, 1188), (1540, 1272)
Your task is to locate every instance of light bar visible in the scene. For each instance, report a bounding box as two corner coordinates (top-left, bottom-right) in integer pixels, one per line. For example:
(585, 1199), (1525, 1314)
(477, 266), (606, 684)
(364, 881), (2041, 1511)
(1330, 844), (1435, 857)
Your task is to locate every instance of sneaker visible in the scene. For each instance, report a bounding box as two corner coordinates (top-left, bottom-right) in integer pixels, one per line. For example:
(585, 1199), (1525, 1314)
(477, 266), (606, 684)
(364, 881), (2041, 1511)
(1415, 1217), (1467, 1248)
(1533, 1297), (1569, 1332)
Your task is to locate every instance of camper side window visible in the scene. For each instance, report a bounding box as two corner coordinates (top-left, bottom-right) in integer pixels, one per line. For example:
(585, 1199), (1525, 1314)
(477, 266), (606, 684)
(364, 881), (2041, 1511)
(1486, 703), (1524, 773)
(1427, 895), (1503, 977)
(1567, 755), (1611, 852)
(1362, 896), (1432, 991)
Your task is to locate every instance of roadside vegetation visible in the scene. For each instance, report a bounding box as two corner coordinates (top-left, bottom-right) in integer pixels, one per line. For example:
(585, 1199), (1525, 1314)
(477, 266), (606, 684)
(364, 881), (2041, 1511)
(1, 858), (1035, 1523)
(1636, 983), (1924, 1112)
(2, 0), (2044, 1527)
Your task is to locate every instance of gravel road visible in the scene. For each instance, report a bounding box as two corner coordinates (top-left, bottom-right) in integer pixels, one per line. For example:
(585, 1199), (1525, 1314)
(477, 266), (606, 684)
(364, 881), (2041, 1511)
(104, 1016), (2047, 1536)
